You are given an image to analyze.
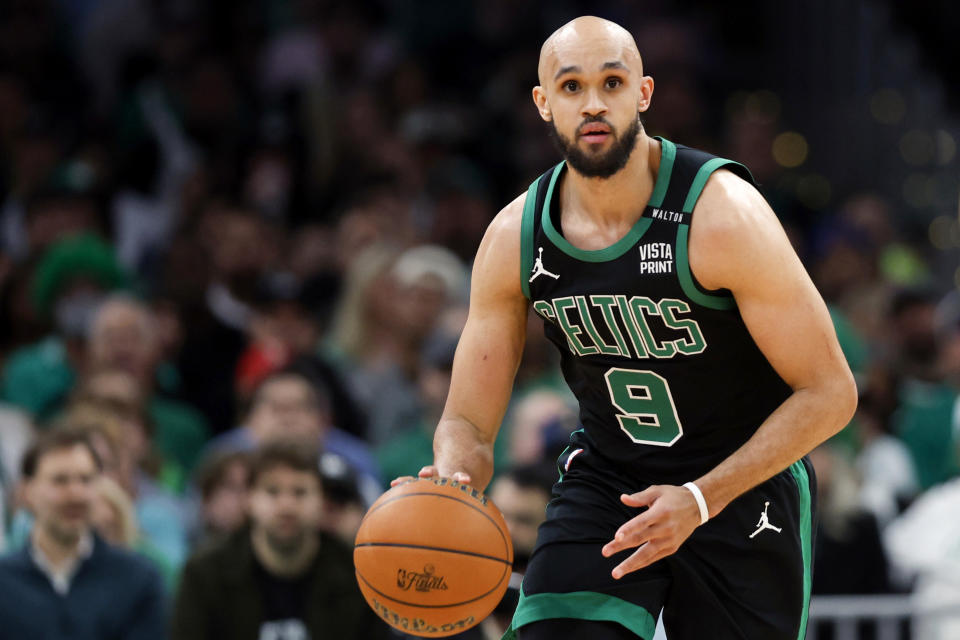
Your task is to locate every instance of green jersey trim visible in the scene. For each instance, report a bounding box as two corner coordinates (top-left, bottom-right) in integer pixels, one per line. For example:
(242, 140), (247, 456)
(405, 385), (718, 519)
(789, 460), (814, 640)
(648, 136), (675, 208)
(520, 179), (540, 299)
(675, 224), (736, 310)
(539, 139), (676, 263)
(681, 157), (754, 213)
(501, 588), (657, 640)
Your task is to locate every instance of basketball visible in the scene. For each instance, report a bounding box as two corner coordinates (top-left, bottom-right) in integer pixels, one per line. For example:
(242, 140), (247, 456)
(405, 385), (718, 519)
(354, 477), (514, 637)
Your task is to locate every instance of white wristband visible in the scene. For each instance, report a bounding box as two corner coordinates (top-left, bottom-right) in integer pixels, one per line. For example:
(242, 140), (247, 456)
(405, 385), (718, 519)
(683, 482), (709, 525)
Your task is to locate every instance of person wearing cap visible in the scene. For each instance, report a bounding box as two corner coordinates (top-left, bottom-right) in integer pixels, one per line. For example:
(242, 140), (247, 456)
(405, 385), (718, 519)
(0, 234), (129, 421)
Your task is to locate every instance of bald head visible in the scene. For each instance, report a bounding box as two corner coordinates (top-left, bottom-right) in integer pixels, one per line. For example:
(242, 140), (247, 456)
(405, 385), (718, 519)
(532, 16), (653, 179)
(538, 16), (643, 86)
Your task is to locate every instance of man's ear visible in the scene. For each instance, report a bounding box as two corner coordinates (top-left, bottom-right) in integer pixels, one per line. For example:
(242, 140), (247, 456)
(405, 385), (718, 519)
(638, 75), (654, 113)
(532, 86), (552, 122)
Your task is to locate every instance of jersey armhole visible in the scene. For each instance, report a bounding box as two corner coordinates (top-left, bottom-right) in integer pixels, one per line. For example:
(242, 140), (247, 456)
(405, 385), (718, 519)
(520, 178), (539, 300)
(676, 158), (755, 311)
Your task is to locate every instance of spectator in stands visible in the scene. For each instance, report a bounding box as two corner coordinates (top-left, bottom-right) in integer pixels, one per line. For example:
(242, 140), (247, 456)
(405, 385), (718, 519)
(853, 389), (919, 528)
(0, 234), (128, 420)
(90, 474), (176, 590)
(376, 327), (459, 484)
(20, 168), (107, 260)
(489, 463), (556, 574)
(486, 462), (557, 638)
(885, 468), (960, 639)
(66, 398), (189, 572)
(84, 296), (209, 474)
(172, 441), (390, 639)
(207, 370), (381, 503)
(191, 449), (251, 550)
(74, 369), (186, 493)
(809, 443), (892, 640)
(0, 403), (33, 551)
(328, 244), (468, 445)
(316, 451), (368, 545)
(506, 390), (578, 466)
(176, 203), (277, 434)
(0, 428), (165, 639)
(235, 270), (368, 440)
(888, 289), (959, 488)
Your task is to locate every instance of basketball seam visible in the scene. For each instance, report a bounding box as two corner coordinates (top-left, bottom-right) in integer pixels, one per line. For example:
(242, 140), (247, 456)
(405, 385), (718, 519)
(359, 490), (511, 560)
(355, 542), (512, 564)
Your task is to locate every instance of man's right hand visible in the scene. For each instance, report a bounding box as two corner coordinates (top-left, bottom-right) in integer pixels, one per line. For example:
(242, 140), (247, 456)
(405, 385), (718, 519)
(389, 466), (473, 487)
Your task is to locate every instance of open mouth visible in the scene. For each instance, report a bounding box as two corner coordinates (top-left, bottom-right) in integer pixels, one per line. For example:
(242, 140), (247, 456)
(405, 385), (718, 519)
(578, 123), (612, 143)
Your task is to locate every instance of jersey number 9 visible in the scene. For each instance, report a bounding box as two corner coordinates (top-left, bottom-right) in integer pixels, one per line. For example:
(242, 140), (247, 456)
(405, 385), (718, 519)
(604, 367), (683, 446)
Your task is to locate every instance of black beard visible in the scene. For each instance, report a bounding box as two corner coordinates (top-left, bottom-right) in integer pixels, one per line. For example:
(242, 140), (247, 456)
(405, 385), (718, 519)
(548, 115), (641, 179)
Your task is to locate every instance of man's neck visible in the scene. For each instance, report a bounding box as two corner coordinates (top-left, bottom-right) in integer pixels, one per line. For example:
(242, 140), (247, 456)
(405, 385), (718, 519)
(32, 525), (86, 572)
(251, 528), (319, 578)
(563, 133), (659, 227)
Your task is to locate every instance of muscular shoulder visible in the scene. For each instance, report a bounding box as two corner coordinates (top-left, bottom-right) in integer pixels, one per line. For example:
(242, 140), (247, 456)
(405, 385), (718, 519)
(693, 169), (772, 238)
(472, 191), (528, 301)
(688, 169), (791, 291)
(483, 191), (526, 256)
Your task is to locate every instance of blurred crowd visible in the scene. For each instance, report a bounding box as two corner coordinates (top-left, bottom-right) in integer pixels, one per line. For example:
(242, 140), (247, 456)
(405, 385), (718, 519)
(0, 1), (957, 639)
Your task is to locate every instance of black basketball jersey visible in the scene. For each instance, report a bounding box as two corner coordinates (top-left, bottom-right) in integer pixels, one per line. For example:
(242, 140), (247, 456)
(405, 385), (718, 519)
(521, 137), (792, 486)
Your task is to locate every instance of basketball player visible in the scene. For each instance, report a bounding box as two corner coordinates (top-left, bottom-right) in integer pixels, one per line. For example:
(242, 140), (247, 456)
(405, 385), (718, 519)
(394, 16), (856, 640)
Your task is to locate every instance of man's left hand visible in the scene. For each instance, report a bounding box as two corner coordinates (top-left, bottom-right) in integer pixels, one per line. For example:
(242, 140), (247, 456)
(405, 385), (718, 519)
(601, 485), (703, 579)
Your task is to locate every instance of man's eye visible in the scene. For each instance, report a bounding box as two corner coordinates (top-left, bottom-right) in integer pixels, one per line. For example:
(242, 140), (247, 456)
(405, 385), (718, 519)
(606, 77), (622, 89)
(563, 80), (579, 92)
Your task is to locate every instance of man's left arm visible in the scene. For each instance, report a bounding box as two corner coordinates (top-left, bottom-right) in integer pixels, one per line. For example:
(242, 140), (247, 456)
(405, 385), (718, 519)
(602, 170), (857, 578)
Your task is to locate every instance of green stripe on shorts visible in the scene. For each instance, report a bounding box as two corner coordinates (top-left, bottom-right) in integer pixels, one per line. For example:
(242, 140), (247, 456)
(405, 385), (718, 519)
(501, 587), (657, 640)
(789, 460), (813, 640)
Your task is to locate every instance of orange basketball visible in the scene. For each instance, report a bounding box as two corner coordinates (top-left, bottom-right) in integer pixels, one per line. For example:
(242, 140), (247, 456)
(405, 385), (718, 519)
(354, 477), (514, 637)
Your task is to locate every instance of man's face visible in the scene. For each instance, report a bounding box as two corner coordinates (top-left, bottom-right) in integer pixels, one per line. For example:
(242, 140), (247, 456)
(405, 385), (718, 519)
(248, 466), (322, 554)
(26, 445), (98, 545)
(534, 27), (651, 178)
(248, 377), (325, 443)
(88, 303), (158, 384)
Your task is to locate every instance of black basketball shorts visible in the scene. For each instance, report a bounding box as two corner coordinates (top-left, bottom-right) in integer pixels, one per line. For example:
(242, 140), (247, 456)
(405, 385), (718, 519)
(501, 445), (817, 640)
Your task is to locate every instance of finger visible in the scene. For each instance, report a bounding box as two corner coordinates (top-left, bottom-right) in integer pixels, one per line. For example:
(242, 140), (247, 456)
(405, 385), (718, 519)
(417, 466), (438, 478)
(390, 476), (415, 487)
(451, 471), (472, 484)
(621, 486), (660, 508)
(611, 540), (673, 579)
(601, 518), (660, 557)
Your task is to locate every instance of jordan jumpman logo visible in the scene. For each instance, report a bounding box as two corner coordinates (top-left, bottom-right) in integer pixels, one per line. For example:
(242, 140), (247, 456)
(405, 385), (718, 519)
(749, 501), (782, 538)
(529, 247), (560, 283)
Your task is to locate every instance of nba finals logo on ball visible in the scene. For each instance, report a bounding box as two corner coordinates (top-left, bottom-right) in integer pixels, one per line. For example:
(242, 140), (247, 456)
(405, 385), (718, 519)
(354, 478), (513, 637)
(398, 564), (449, 592)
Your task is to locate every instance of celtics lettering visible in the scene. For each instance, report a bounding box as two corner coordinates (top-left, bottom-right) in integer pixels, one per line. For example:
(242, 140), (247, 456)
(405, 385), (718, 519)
(533, 295), (706, 358)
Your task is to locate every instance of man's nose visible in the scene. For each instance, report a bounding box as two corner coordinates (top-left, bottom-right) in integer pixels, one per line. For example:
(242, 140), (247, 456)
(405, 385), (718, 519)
(66, 479), (92, 502)
(581, 88), (608, 118)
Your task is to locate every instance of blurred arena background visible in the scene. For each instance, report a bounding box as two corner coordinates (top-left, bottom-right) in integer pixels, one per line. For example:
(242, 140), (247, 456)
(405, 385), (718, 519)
(0, 1), (957, 639)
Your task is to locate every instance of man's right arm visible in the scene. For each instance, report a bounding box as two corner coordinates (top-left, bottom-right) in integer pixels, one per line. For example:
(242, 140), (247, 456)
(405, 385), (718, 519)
(414, 194), (530, 492)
